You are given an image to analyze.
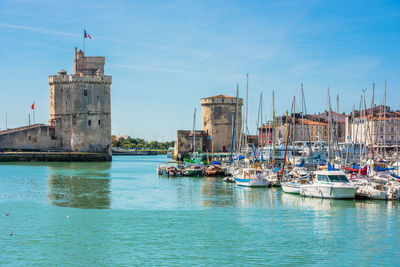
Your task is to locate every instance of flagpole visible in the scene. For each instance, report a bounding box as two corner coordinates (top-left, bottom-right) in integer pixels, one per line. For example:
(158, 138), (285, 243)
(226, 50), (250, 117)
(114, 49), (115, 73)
(84, 30), (85, 54)
(33, 101), (35, 125)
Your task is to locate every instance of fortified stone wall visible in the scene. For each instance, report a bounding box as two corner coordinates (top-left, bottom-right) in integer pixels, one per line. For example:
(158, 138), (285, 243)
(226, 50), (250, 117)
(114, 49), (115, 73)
(0, 124), (60, 150)
(174, 130), (209, 160)
(201, 95), (243, 152)
(48, 70), (112, 157)
(0, 48), (112, 161)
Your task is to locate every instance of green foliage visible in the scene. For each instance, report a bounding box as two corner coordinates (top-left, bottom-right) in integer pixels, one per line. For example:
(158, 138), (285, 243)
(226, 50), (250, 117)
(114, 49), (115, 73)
(111, 135), (173, 150)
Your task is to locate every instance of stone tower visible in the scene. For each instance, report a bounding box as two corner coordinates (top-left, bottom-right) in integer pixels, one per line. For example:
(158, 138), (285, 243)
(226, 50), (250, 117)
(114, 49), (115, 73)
(48, 48), (112, 160)
(201, 95), (243, 152)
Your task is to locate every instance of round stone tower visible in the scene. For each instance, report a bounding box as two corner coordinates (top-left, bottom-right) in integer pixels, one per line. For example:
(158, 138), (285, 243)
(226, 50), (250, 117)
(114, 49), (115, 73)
(201, 95), (243, 152)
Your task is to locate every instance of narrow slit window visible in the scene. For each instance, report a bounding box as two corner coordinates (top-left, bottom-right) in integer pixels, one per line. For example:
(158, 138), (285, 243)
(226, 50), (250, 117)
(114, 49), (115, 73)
(84, 90), (88, 96)
(98, 120), (101, 126)
(88, 120), (91, 126)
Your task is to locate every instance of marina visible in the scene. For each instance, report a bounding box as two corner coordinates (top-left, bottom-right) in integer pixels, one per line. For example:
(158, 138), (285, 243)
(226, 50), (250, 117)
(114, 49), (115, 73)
(1, 0), (400, 265)
(1, 155), (400, 265)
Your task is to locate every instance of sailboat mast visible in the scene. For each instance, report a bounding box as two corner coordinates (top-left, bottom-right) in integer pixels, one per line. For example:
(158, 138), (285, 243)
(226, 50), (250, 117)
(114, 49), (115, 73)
(328, 88), (332, 164)
(301, 84), (304, 141)
(192, 108), (196, 153)
(384, 80), (387, 156)
(246, 73), (249, 149)
(272, 91), (276, 165)
(292, 96), (296, 167)
(260, 92), (263, 147)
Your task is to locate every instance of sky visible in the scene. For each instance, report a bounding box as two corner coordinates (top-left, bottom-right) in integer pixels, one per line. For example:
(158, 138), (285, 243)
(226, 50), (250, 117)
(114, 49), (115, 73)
(1, 0), (400, 141)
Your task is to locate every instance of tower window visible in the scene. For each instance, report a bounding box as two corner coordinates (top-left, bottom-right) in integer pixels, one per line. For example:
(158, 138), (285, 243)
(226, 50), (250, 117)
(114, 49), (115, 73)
(88, 120), (91, 126)
(98, 120), (101, 126)
(84, 90), (88, 96)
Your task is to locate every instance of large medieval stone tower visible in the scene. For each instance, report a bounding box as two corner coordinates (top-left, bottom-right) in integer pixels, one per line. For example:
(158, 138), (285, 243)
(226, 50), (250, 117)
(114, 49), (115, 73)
(48, 48), (112, 160)
(201, 95), (243, 152)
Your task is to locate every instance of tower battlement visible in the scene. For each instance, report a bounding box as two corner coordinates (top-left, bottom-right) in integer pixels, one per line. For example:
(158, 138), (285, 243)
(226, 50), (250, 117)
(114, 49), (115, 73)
(74, 48), (105, 75)
(49, 73), (112, 84)
(201, 95), (243, 106)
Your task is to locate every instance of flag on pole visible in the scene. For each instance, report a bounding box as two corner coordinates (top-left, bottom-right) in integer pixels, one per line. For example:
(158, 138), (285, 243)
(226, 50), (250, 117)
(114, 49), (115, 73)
(84, 30), (92, 39)
(31, 102), (35, 110)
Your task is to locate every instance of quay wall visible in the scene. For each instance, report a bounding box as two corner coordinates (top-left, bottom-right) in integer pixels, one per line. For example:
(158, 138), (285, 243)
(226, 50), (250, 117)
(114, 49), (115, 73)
(0, 152), (110, 162)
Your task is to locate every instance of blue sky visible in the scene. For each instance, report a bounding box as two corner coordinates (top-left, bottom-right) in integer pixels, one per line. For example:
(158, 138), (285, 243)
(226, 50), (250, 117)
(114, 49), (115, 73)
(1, 0), (399, 140)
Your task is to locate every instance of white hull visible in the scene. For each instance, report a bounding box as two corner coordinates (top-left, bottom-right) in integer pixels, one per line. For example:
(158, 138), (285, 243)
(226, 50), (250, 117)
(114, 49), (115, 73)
(235, 178), (269, 187)
(281, 182), (301, 194)
(356, 185), (387, 200)
(300, 185), (355, 199)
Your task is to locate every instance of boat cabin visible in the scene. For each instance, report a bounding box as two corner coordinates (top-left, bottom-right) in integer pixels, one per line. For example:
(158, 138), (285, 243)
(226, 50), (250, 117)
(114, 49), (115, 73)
(314, 171), (350, 183)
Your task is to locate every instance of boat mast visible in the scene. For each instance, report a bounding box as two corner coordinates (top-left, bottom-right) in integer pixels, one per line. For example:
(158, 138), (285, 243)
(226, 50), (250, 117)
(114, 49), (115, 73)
(301, 84), (304, 141)
(272, 90), (276, 166)
(384, 80), (387, 157)
(230, 83), (239, 161)
(246, 73), (249, 150)
(371, 83), (375, 156)
(192, 108), (196, 154)
(327, 88), (332, 164)
(292, 96), (296, 167)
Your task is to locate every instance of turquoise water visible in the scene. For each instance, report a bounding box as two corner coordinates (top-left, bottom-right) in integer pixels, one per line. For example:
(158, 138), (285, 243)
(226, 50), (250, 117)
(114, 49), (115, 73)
(1, 155), (399, 266)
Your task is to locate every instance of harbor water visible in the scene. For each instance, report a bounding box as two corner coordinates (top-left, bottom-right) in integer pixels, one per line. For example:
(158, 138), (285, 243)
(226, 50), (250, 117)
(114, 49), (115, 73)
(1, 155), (399, 265)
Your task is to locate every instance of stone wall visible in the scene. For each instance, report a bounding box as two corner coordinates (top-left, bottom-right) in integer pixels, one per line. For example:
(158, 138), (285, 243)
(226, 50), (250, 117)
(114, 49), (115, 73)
(201, 95), (243, 152)
(74, 48), (105, 75)
(0, 49), (112, 161)
(48, 49), (112, 160)
(0, 124), (60, 150)
(174, 130), (209, 160)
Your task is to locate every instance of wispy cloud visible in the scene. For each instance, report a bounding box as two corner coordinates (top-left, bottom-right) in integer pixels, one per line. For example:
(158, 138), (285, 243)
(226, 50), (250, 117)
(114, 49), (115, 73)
(0, 22), (79, 37)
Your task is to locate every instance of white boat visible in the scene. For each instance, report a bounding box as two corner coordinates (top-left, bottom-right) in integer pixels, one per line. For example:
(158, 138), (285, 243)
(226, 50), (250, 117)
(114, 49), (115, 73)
(282, 181), (301, 194)
(355, 183), (387, 200)
(266, 171), (281, 186)
(281, 176), (309, 194)
(234, 168), (269, 187)
(300, 171), (356, 199)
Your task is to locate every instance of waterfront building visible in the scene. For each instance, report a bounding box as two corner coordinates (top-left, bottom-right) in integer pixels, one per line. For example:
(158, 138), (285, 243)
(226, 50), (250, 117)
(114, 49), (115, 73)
(345, 106), (400, 152)
(201, 95), (243, 152)
(173, 94), (243, 160)
(0, 48), (112, 161)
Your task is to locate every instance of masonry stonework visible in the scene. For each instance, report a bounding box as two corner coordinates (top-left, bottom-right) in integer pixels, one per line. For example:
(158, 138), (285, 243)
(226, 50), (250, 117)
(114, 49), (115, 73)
(201, 95), (243, 152)
(0, 48), (112, 161)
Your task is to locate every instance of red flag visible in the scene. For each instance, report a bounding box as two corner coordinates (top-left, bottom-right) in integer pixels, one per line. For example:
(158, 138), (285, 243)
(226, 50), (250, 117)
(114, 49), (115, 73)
(31, 103), (35, 110)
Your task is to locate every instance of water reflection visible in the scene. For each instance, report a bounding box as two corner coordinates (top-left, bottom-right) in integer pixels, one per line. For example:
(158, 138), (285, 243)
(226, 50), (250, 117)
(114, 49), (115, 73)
(199, 178), (283, 208)
(47, 162), (111, 209)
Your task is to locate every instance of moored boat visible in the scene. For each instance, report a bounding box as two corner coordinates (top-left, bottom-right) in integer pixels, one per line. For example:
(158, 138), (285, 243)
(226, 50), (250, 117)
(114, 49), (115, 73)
(234, 168), (269, 187)
(300, 171), (356, 199)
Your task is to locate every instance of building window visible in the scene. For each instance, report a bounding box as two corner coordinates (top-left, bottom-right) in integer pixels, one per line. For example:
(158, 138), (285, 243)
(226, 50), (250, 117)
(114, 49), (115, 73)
(98, 120), (101, 126)
(84, 90), (88, 96)
(88, 120), (91, 126)
(28, 136), (31, 141)
(390, 118), (395, 123)
(391, 127), (395, 132)
(391, 136), (395, 141)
